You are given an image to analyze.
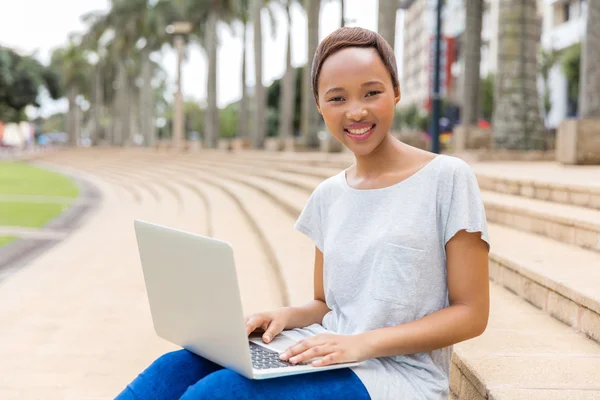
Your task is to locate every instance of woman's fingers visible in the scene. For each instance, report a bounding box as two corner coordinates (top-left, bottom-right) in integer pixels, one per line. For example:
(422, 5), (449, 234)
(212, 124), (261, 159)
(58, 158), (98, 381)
(262, 320), (284, 343)
(280, 338), (323, 361)
(245, 315), (266, 336)
(311, 352), (341, 367)
(285, 344), (331, 364)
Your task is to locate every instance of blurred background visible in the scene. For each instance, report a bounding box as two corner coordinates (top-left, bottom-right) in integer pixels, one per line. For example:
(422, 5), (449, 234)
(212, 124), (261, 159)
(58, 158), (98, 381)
(1, 0), (593, 155)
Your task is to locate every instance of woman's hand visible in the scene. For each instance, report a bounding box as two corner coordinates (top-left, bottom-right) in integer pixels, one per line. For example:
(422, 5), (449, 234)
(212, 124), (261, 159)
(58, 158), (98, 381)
(245, 308), (291, 344)
(279, 333), (369, 367)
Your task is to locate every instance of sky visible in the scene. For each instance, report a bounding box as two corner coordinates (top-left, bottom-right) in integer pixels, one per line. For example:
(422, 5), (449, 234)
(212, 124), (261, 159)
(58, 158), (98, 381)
(0, 0), (405, 117)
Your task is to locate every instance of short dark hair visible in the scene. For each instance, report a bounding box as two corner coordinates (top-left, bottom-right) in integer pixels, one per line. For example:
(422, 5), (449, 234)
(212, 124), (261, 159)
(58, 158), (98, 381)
(311, 27), (399, 103)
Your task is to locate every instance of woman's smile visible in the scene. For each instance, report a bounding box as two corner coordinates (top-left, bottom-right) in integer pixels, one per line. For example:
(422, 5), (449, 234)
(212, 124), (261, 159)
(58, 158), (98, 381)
(344, 123), (377, 142)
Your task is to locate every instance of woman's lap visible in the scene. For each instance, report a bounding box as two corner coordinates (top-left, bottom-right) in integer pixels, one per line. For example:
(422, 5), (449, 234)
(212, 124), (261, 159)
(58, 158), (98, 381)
(116, 349), (370, 400)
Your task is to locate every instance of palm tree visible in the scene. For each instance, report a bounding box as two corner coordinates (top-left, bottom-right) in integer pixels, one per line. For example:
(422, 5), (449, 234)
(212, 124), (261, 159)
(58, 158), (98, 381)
(237, 0), (250, 140)
(252, 0), (266, 148)
(301, 0), (321, 148)
(377, 0), (398, 50)
(204, 9), (220, 148)
(460, 0), (483, 127)
(579, 0), (600, 118)
(278, 0), (296, 144)
(50, 38), (90, 146)
(183, 0), (237, 148)
(82, 0), (177, 147)
(492, 0), (544, 150)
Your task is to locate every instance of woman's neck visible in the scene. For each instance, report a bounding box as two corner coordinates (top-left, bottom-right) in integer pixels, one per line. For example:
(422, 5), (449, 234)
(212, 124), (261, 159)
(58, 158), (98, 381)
(353, 134), (407, 178)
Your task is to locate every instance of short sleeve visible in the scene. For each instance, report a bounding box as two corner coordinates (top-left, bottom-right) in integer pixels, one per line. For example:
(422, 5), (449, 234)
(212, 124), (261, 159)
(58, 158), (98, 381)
(295, 186), (325, 252)
(442, 161), (490, 250)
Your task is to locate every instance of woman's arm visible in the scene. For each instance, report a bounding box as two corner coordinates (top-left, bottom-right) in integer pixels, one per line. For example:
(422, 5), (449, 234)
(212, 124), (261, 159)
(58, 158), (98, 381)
(284, 247), (331, 329)
(360, 230), (489, 358)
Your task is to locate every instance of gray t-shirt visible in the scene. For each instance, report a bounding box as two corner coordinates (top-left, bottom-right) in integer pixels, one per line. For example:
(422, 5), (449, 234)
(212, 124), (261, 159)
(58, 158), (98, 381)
(292, 154), (490, 400)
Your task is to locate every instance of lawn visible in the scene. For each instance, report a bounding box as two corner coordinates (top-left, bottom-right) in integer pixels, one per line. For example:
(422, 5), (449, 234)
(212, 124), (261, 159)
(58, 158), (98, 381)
(0, 202), (69, 227)
(0, 162), (79, 197)
(0, 236), (16, 247)
(0, 162), (79, 247)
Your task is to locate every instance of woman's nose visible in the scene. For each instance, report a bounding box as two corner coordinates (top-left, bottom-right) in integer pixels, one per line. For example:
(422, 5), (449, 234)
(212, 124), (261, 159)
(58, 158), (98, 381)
(346, 108), (368, 121)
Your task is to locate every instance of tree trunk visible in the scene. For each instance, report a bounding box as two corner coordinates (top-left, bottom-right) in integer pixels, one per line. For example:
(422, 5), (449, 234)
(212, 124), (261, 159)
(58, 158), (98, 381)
(279, 2), (296, 142)
(93, 66), (103, 146)
(128, 85), (140, 145)
(112, 59), (128, 146)
(205, 10), (219, 148)
(66, 85), (77, 146)
(579, 0), (600, 118)
(140, 50), (154, 147)
(253, 0), (266, 148)
(493, 0), (544, 150)
(461, 0), (483, 125)
(340, 0), (345, 27)
(301, 0), (321, 148)
(237, 21), (249, 139)
(377, 0), (397, 50)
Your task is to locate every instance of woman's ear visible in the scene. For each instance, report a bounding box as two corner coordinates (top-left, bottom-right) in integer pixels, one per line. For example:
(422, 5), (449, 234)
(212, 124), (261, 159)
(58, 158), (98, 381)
(316, 101), (322, 115)
(394, 87), (401, 105)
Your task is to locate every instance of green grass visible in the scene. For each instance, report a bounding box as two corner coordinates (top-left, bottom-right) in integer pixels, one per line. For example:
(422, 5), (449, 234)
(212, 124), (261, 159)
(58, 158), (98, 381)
(0, 236), (17, 247)
(0, 162), (79, 197)
(0, 202), (69, 227)
(0, 162), (78, 231)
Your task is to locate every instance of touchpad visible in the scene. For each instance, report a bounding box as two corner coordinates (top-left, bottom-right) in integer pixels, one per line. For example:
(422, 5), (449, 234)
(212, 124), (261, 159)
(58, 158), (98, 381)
(248, 333), (297, 353)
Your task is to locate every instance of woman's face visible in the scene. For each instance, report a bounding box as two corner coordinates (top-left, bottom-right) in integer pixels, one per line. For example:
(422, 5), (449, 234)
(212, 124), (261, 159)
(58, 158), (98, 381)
(316, 47), (400, 157)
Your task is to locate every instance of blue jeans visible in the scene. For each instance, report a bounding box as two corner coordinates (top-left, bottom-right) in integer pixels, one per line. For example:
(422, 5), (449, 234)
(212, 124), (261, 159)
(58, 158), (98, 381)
(115, 349), (371, 399)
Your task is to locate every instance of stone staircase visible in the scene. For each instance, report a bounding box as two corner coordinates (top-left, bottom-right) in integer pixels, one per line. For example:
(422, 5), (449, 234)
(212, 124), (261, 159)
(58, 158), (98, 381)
(3, 148), (598, 399)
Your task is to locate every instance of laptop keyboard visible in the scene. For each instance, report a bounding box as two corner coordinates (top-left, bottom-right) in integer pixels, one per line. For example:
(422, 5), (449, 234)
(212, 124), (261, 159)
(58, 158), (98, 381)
(249, 342), (305, 369)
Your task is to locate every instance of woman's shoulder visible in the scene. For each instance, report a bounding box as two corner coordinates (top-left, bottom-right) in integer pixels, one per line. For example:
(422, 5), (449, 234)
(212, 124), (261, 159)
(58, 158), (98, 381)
(430, 154), (477, 185)
(311, 170), (346, 197)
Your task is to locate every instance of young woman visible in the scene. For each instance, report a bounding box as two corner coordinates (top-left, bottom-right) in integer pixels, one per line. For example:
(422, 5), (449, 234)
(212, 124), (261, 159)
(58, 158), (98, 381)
(116, 27), (490, 400)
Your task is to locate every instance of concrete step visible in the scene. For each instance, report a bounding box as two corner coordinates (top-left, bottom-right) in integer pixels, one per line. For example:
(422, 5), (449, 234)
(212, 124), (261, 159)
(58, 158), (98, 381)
(482, 190), (600, 253)
(488, 223), (600, 343)
(451, 283), (600, 400)
(475, 171), (600, 211)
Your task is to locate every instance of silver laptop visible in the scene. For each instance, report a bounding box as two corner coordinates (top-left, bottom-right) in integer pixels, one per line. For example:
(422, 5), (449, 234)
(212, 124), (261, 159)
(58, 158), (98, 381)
(133, 220), (359, 379)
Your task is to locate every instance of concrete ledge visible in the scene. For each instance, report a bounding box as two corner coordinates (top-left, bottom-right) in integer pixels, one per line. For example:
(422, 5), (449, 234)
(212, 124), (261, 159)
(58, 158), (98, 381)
(557, 119), (600, 165)
(476, 175), (600, 211)
(483, 191), (600, 253)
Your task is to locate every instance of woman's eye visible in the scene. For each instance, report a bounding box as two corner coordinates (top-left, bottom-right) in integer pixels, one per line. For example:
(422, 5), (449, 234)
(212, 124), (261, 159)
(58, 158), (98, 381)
(366, 91), (381, 97)
(328, 97), (344, 102)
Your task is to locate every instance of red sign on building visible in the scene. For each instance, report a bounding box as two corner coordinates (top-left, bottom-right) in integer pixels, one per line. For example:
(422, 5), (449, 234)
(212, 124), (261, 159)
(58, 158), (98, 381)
(425, 36), (456, 111)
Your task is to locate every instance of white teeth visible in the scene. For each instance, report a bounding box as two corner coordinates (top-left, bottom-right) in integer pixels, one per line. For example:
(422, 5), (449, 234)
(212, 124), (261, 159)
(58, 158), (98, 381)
(348, 125), (373, 135)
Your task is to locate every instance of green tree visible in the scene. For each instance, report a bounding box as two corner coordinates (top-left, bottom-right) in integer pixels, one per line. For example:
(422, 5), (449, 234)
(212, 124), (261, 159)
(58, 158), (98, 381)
(561, 43), (581, 116)
(0, 47), (61, 123)
(481, 74), (494, 121)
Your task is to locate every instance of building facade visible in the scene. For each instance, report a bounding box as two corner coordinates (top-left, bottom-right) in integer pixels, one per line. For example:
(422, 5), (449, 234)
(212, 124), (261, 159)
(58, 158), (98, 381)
(399, 0), (499, 112)
(540, 0), (587, 128)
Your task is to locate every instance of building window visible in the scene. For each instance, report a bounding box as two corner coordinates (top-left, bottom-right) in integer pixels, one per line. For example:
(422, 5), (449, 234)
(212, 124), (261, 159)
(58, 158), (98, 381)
(563, 3), (570, 22)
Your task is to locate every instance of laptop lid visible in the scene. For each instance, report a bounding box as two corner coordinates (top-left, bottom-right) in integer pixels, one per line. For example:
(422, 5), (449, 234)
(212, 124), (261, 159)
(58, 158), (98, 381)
(133, 220), (253, 378)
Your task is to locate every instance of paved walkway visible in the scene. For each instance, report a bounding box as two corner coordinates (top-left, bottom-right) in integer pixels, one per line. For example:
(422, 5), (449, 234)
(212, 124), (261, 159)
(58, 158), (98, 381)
(0, 226), (68, 239)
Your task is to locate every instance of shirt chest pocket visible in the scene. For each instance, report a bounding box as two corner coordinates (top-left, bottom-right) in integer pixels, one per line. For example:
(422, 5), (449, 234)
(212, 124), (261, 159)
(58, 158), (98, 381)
(370, 242), (424, 307)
